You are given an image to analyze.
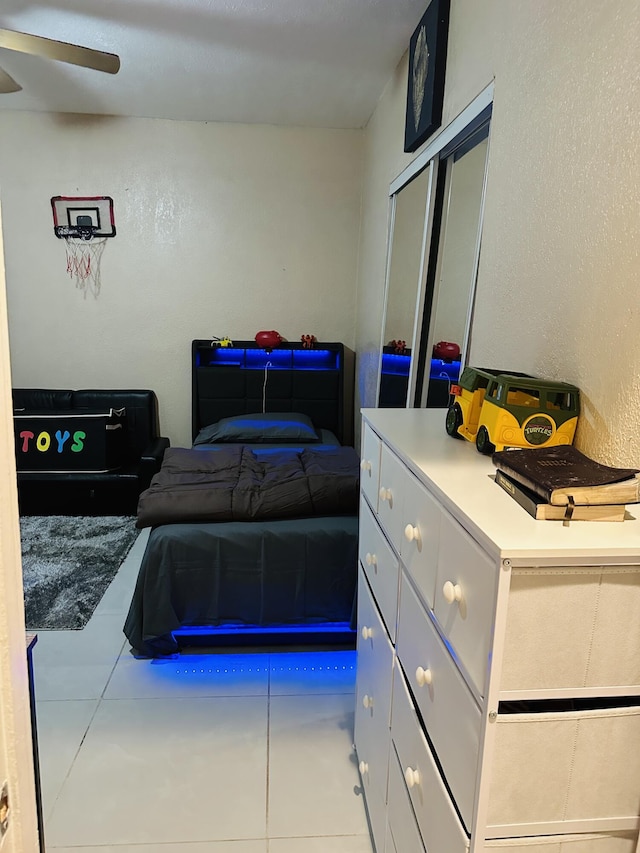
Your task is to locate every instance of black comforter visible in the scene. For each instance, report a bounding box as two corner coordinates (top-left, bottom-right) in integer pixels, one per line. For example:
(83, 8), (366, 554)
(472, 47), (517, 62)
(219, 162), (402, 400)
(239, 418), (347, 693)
(136, 445), (360, 528)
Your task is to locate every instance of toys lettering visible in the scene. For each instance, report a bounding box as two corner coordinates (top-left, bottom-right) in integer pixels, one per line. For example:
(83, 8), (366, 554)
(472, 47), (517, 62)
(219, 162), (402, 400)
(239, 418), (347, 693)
(18, 428), (86, 454)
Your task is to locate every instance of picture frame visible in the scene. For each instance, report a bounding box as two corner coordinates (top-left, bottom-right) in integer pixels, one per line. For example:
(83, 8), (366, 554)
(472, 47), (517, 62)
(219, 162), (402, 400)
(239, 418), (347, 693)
(404, 0), (451, 153)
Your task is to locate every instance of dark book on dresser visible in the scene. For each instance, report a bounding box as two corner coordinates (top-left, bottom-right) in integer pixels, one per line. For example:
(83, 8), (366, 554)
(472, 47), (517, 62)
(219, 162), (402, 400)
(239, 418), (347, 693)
(493, 470), (627, 521)
(492, 445), (640, 507)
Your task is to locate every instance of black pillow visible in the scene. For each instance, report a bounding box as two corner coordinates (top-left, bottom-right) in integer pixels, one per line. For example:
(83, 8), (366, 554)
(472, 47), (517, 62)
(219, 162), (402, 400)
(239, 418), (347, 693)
(193, 412), (320, 444)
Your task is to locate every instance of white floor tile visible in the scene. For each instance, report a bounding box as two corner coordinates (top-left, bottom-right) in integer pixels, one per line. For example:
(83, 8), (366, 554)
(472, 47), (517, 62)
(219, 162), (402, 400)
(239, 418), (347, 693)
(269, 650), (357, 695)
(33, 662), (117, 701)
(90, 571), (138, 617)
(33, 530), (375, 853)
(268, 693), (368, 838)
(91, 529), (148, 617)
(35, 699), (99, 822)
(32, 612), (127, 668)
(45, 696), (268, 847)
(32, 594), (128, 701)
(104, 652), (270, 699)
(269, 836), (374, 852)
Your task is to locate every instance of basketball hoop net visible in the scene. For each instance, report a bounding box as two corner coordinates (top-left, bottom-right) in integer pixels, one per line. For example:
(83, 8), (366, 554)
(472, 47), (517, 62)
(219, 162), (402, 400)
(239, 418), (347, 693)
(51, 196), (116, 299)
(62, 232), (107, 298)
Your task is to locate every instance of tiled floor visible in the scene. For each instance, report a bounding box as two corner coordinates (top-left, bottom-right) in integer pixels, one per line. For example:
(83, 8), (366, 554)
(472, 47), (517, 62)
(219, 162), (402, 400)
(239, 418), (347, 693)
(32, 528), (374, 853)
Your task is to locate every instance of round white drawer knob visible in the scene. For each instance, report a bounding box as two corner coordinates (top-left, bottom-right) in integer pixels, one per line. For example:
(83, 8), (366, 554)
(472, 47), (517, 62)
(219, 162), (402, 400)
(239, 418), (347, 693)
(359, 760), (369, 775)
(360, 459), (372, 472)
(405, 766), (420, 789)
(365, 552), (377, 567)
(443, 580), (463, 603)
(379, 486), (392, 503)
(404, 523), (422, 546)
(362, 694), (373, 709)
(361, 626), (373, 640)
(415, 666), (432, 687)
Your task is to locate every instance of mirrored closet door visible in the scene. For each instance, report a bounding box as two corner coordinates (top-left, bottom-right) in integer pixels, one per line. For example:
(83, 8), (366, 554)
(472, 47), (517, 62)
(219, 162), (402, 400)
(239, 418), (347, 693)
(414, 120), (489, 407)
(377, 164), (434, 407)
(377, 83), (493, 409)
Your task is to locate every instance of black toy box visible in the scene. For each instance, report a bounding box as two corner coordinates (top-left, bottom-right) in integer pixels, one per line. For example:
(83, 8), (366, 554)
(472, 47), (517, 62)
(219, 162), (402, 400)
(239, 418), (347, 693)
(14, 408), (126, 472)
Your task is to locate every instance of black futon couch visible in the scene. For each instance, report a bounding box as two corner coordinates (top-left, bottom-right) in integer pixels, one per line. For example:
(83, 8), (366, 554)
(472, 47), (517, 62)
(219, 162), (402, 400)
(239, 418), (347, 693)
(13, 388), (170, 516)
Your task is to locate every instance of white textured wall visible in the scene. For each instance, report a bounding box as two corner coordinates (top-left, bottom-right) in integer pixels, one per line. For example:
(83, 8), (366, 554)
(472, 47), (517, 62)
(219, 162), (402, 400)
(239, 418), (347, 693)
(356, 0), (640, 466)
(0, 113), (363, 447)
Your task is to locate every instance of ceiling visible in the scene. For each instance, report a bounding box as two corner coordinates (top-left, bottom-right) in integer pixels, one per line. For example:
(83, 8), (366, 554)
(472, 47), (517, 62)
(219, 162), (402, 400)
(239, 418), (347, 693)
(0, 0), (426, 128)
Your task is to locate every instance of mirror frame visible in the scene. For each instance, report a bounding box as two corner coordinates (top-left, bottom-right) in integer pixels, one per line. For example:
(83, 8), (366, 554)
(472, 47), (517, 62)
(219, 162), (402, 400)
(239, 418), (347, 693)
(377, 81), (494, 408)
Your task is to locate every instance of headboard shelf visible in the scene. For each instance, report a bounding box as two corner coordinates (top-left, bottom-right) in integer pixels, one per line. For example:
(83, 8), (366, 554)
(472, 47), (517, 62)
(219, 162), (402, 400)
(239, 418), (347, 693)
(195, 344), (341, 372)
(191, 340), (353, 445)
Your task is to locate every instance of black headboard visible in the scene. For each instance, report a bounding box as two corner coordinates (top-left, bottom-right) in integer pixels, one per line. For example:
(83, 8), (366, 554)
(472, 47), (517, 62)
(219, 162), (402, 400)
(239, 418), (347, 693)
(191, 340), (353, 445)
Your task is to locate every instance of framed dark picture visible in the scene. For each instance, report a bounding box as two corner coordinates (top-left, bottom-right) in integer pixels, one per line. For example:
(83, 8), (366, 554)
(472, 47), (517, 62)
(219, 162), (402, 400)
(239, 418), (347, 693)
(404, 0), (451, 153)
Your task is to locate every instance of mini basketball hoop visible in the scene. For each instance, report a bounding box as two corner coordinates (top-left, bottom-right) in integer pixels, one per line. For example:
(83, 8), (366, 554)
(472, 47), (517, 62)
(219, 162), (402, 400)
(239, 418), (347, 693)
(51, 196), (115, 298)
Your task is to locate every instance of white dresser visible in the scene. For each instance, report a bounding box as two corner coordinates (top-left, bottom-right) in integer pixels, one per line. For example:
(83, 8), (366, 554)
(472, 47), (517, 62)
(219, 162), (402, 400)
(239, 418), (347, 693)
(354, 408), (640, 853)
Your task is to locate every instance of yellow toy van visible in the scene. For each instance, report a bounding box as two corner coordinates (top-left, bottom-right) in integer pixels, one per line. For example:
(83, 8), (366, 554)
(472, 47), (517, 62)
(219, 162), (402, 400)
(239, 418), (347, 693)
(446, 367), (580, 454)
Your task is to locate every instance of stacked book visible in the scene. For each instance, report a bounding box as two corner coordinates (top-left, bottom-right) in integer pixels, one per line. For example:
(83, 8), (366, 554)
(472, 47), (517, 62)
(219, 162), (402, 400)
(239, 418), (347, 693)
(492, 445), (640, 522)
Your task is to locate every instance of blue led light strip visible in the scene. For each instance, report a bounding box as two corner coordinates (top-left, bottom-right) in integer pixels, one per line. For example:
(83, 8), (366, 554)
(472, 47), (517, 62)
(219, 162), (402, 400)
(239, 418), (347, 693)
(204, 348), (339, 371)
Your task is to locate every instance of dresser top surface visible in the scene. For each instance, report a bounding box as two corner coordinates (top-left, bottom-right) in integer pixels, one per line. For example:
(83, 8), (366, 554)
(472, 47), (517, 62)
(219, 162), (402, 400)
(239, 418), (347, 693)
(362, 408), (640, 565)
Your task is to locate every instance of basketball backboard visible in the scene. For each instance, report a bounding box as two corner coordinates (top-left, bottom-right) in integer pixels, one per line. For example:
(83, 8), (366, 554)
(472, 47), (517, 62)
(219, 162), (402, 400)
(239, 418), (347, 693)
(51, 195), (116, 238)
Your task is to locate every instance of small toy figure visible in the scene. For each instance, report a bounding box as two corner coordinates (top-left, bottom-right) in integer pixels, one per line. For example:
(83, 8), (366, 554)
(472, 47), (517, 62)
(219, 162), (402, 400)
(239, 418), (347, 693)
(388, 339), (407, 355)
(301, 334), (317, 349)
(211, 336), (234, 348)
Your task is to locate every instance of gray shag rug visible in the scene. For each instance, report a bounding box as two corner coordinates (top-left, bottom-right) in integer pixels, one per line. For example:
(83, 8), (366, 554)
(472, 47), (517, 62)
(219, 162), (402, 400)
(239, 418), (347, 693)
(20, 516), (139, 630)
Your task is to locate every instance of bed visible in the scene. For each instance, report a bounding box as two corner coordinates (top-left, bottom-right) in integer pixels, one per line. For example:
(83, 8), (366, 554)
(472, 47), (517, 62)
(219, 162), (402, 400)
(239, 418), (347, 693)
(123, 340), (358, 657)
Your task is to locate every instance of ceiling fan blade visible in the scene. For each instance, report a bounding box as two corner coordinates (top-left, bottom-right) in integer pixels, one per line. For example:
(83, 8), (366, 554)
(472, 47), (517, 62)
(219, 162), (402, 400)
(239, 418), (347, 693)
(0, 28), (120, 75)
(0, 64), (21, 92)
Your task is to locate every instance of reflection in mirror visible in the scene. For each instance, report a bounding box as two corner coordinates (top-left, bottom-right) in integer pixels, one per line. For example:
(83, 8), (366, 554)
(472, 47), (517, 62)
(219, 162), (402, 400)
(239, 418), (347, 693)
(378, 166), (431, 407)
(421, 133), (489, 407)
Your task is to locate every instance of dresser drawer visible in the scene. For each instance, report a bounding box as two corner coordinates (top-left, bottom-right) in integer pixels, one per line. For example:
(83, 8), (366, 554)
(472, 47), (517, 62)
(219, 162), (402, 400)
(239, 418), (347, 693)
(501, 566), (640, 692)
(386, 747), (427, 853)
(360, 769), (387, 853)
(359, 496), (400, 642)
(377, 443), (407, 552)
(434, 510), (496, 696)
(484, 832), (638, 852)
(390, 660), (471, 852)
(487, 703), (640, 829)
(360, 423), (381, 512)
(396, 571), (481, 829)
(355, 568), (395, 808)
(398, 470), (441, 610)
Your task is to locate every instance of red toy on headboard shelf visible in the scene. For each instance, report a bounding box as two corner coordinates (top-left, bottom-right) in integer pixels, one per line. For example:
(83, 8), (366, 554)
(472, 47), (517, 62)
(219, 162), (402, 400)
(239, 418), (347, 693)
(255, 330), (283, 351)
(433, 340), (460, 361)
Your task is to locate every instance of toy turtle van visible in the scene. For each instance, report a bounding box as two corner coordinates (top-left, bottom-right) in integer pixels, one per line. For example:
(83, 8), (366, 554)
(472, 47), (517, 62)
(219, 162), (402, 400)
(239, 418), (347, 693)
(446, 367), (580, 454)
